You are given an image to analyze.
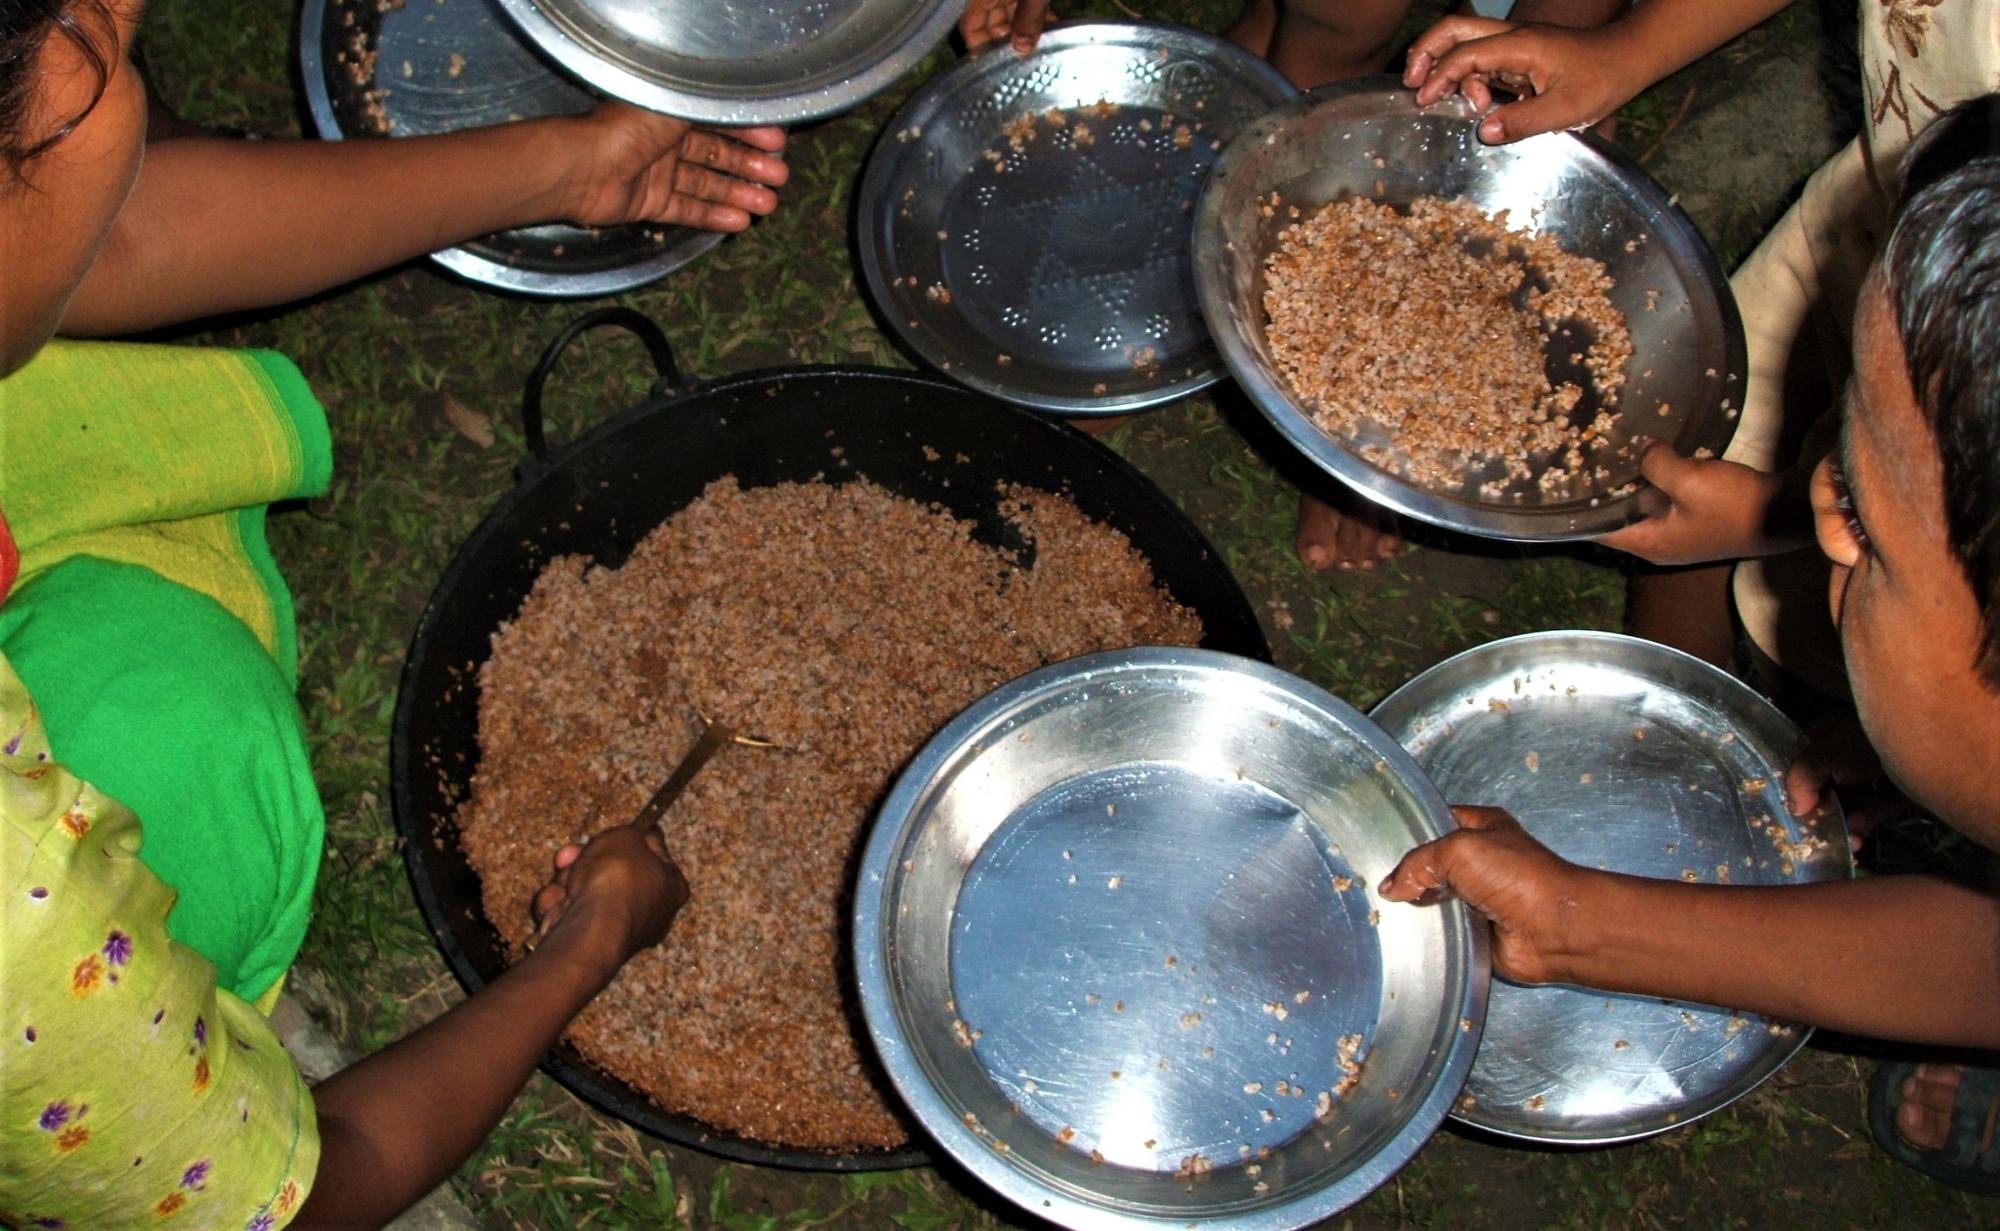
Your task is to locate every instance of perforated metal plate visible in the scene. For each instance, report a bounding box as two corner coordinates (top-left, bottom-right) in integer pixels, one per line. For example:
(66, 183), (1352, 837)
(859, 23), (1297, 414)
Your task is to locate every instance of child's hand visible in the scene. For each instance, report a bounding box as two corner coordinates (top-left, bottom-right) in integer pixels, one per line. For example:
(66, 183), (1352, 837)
(1596, 441), (1789, 565)
(1378, 805), (1588, 985)
(1785, 713), (1907, 852)
(531, 826), (690, 971)
(1404, 17), (1639, 145)
(961, 0), (1055, 54)
(555, 103), (790, 232)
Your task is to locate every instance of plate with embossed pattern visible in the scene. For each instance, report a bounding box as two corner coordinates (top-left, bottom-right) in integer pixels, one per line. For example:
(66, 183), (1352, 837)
(858, 23), (1296, 415)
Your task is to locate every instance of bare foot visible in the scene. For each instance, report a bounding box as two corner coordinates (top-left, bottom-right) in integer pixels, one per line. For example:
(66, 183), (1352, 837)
(1296, 491), (1403, 571)
(1897, 1064), (1992, 1154)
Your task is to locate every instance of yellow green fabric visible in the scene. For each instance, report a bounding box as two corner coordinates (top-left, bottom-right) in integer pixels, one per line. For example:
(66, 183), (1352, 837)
(0, 340), (331, 682)
(0, 653), (318, 1230)
(0, 341), (331, 1002)
(0, 559), (324, 1003)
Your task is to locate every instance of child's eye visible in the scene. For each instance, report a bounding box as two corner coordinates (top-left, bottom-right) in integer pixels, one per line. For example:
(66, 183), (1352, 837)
(1828, 454), (1871, 554)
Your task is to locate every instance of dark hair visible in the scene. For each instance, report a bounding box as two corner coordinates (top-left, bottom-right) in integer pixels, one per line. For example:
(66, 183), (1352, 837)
(1885, 96), (2000, 684)
(0, 0), (113, 179)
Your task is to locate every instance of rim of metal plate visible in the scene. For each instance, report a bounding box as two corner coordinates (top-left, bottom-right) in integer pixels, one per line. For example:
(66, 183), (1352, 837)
(489, 0), (958, 124)
(1371, 630), (1852, 1145)
(298, 0), (721, 297)
(858, 22), (1298, 415)
(1193, 79), (1746, 540)
(856, 647), (1489, 1229)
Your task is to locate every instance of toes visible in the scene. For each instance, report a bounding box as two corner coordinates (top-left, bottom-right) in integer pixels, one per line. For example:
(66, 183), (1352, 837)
(1897, 1092), (1953, 1152)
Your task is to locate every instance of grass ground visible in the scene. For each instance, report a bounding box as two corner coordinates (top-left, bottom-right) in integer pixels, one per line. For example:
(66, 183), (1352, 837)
(132, 0), (2000, 1224)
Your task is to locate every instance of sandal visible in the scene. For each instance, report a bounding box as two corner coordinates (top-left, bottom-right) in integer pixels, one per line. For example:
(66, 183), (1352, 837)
(1869, 1060), (2000, 1196)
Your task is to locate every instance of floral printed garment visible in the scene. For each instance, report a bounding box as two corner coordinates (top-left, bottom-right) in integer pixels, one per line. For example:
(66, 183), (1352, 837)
(0, 653), (317, 1229)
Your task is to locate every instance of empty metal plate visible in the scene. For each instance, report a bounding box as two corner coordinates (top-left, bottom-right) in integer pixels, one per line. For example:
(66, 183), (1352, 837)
(855, 648), (1487, 1230)
(300, 0), (722, 296)
(1371, 631), (1850, 1144)
(1193, 78), (1746, 539)
(491, 0), (957, 124)
(858, 23), (1297, 415)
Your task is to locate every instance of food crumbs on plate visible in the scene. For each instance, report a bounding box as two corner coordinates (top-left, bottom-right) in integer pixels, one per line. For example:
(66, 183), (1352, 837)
(1488, 698), (1510, 713)
(1107, 876), (1122, 890)
(1680, 869), (1699, 882)
(1294, 990), (1310, 1004)
(1266, 1031), (1278, 1045)
(1368, 909), (1381, 926)
(1110, 1070), (1122, 1080)
(1332, 874), (1353, 892)
(1243, 1081), (1263, 1094)
(1260, 1109), (1276, 1123)
(1460, 1016), (1472, 1033)
(1090, 1149), (1105, 1165)
(1165, 953), (1178, 967)
(953, 1019), (975, 1048)
(1633, 727), (1647, 741)
(1613, 1039), (1630, 1050)
(1173, 1153), (1212, 1180)
(1203, 1045), (1216, 1058)
(1579, 772), (1595, 784)
(1063, 849), (1073, 860)
(1113, 1001), (1125, 1013)
(1525, 1095), (1547, 1111)
(1023, 1078), (1039, 1093)
(1058, 1126), (1076, 1143)
(1092, 382), (1108, 395)
(1086, 993), (1100, 1005)
(997, 354), (1012, 366)
(1459, 1094), (1478, 1111)
(447, 52), (465, 77)
(1742, 777), (1769, 792)
(964, 1111), (980, 1129)
(1524, 751), (1540, 773)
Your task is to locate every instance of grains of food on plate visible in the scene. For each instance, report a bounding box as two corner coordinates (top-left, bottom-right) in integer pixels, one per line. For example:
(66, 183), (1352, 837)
(1262, 196), (1631, 491)
(1057, 1125), (1076, 1143)
(1173, 1153), (1213, 1180)
(1179, 1011), (1203, 1029)
(460, 476), (1201, 1151)
(1525, 1095), (1548, 1111)
(1524, 750), (1541, 773)
(1613, 1039), (1630, 1049)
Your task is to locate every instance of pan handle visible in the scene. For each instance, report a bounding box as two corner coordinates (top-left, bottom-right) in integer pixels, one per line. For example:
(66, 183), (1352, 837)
(521, 306), (684, 462)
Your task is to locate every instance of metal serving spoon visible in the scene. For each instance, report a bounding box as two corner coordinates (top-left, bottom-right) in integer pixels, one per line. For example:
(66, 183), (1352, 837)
(526, 715), (776, 951)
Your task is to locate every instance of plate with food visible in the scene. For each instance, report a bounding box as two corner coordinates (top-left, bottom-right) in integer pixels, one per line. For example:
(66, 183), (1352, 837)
(855, 648), (1488, 1227)
(1193, 78), (1746, 540)
(300, 0), (723, 296)
(1370, 631), (1850, 1143)
(858, 22), (1297, 415)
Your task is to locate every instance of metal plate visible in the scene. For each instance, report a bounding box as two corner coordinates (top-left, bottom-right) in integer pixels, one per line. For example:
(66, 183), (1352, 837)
(300, 0), (722, 296)
(1370, 632), (1851, 1144)
(491, 0), (956, 124)
(856, 649), (1487, 1229)
(859, 23), (1297, 415)
(1193, 78), (1746, 540)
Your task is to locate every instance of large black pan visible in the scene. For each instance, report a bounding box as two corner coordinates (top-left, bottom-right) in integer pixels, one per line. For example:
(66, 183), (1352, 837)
(389, 308), (1271, 1170)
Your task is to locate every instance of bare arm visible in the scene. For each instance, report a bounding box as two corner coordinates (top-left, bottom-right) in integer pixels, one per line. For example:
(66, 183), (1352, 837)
(61, 106), (788, 336)
(290, 828), (685, 1229)
(1382, 807), (2000, 1049)
(1405, 0), (1798, 142)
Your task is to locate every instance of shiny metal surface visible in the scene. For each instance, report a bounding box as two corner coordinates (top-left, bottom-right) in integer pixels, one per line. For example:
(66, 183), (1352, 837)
(855, 649), (1488, 1229)
(1192, 78), (1746, 539)
(1371, 632), (1850, 1144)
(858, 24), (1297, 415)
(300, 0), (721, 296)
(492, 0), (955, 123)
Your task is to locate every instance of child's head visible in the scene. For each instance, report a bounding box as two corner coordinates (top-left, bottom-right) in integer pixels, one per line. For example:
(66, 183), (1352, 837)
(1813, 96), (2000, 841)
(0, 0), (145, 376)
